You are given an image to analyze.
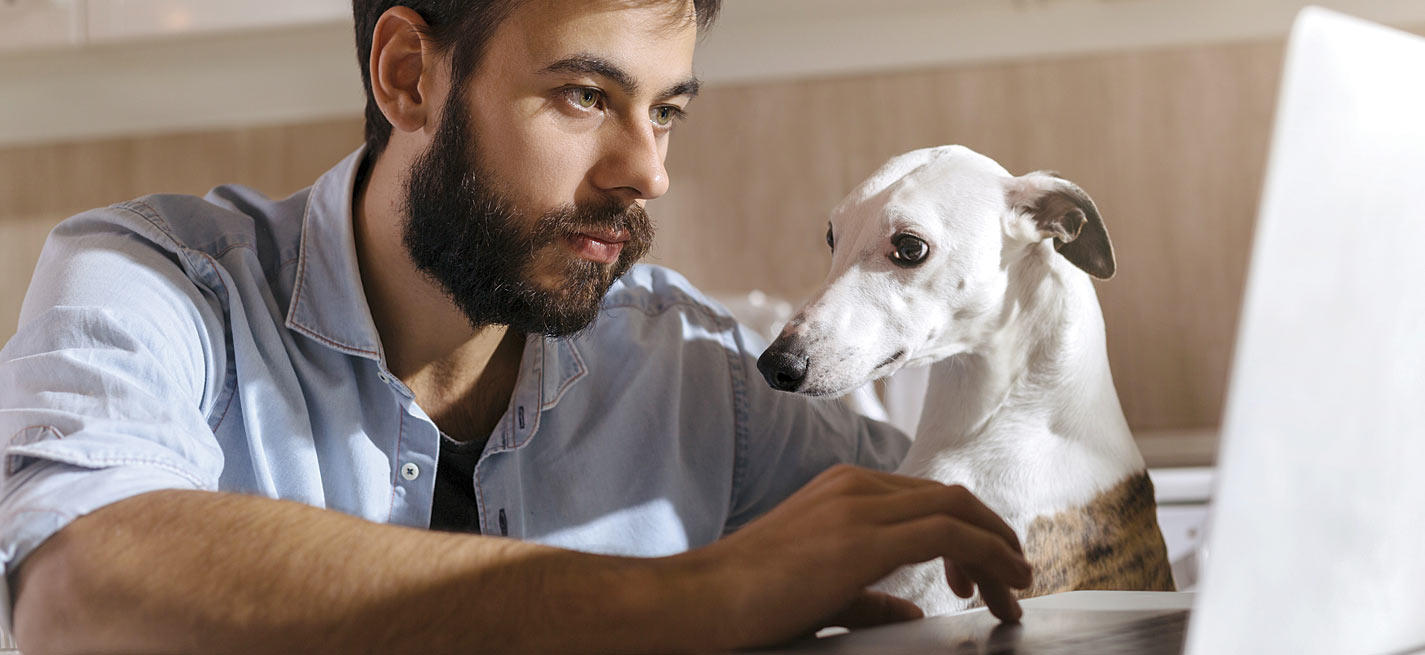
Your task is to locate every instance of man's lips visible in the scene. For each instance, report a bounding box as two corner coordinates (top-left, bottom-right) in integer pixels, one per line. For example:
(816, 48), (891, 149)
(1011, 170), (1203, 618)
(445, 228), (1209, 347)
(564, 228), (629, 264)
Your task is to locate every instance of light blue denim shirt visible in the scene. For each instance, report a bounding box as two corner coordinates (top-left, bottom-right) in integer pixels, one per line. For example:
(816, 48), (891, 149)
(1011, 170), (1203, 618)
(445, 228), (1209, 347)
(0, 148), (909, 628)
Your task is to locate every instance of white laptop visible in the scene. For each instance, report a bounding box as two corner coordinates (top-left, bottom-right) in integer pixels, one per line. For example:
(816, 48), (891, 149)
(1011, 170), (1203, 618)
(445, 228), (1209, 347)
(764, 7), (1425, 654)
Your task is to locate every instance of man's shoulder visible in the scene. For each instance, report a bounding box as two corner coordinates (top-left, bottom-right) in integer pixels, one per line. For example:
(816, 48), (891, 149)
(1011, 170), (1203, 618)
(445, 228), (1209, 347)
(75, 184), (310, 265)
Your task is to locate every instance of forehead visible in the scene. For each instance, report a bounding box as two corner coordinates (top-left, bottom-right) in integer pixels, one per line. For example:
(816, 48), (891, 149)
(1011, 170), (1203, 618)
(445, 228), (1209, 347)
(491, 0), (698, 75)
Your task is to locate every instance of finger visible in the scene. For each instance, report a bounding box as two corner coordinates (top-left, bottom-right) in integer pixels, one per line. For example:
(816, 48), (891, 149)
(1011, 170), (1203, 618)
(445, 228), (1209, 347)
(963, 563), (1024, 623)
(945, 561), (975, 599)
(820, 590), (924, 630)
(973, 575), (1023, 624)
(882, 515), (1032, 589)
(872, 483), (1023, 556)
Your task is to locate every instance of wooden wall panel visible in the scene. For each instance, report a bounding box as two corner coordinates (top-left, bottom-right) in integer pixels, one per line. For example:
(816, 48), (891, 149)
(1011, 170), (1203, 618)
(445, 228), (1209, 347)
(649, 39), (1287, 433)
(0, 118), (364, 220)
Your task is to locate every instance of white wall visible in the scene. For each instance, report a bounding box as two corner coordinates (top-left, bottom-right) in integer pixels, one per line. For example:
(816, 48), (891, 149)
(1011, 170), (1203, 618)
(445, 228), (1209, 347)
(699, 0), (1425, 83)
(1, 0), (1424, 146)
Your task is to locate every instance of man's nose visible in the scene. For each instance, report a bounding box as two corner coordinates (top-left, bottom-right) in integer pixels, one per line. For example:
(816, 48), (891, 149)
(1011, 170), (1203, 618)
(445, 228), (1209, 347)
(593, 119), (669, 201)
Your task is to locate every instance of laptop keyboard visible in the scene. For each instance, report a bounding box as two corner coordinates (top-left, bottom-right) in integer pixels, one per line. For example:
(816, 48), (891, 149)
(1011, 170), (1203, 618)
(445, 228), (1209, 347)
(995, 610), (1189, 654)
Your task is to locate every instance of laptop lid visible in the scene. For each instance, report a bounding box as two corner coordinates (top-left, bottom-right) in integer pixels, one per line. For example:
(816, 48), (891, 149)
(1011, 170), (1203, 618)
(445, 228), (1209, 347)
(1187, 7), (1425, 654)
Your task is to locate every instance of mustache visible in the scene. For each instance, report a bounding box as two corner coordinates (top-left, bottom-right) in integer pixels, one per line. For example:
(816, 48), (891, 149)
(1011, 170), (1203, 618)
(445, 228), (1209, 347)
(538, 201), (650, 236)
(534, 201), (655, 252)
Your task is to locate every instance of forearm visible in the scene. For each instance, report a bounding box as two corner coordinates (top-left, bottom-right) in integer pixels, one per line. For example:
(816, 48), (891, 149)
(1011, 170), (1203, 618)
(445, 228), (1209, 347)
(12, 490), (727, 654)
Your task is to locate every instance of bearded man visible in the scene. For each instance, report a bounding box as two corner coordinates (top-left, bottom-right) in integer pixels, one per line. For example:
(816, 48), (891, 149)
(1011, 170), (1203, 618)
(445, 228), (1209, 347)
(0, 1), (1031, 652)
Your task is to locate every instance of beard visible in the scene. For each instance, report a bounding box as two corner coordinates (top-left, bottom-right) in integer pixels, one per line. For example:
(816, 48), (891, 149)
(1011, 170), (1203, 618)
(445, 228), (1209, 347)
(400, 94), (654, 337)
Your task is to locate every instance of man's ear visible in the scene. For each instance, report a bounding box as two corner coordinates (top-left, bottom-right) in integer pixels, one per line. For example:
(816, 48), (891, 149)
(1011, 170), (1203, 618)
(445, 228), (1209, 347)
(1006, 171), (1116, 280)
(370, 7), (440, 135)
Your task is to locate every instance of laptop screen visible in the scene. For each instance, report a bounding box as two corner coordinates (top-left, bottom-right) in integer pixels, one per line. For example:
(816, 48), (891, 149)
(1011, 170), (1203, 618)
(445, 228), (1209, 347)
(1188, 8), (1425, 654)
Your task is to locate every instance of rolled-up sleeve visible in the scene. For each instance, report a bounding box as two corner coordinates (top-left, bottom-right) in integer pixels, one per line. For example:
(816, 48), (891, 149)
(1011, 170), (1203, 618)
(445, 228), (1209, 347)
(723, 323), (911, 532)
(0, 208), (228, 630)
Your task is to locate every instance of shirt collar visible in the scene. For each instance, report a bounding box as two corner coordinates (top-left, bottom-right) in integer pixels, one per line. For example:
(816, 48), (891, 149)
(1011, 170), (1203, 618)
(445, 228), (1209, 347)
(496, 334), (588, 451)
(539, 336), (588, 412)
(285, 147), (385, 361)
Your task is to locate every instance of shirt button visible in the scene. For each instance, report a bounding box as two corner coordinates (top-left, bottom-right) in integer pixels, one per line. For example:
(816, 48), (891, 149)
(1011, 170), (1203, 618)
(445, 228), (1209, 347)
(379, 371), (392, 383)
(400, 462), (420, 481)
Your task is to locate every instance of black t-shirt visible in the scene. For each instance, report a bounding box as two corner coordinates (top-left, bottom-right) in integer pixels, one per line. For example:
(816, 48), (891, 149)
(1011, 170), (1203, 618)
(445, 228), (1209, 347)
(429, 434), (485, 534)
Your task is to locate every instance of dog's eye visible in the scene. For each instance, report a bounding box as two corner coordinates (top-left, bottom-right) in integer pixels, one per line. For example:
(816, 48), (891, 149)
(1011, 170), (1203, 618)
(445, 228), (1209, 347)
(890, 234), (929, 266)
(826, 224), (834, 251)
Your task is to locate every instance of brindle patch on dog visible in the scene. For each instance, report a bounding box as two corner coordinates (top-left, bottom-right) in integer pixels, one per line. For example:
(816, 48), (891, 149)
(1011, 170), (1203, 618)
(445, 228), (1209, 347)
(1017, 471), (1176, 599)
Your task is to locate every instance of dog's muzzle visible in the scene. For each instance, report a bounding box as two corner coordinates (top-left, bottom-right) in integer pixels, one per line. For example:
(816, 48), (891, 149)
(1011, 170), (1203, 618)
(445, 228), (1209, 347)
(757, 337), (810, 392)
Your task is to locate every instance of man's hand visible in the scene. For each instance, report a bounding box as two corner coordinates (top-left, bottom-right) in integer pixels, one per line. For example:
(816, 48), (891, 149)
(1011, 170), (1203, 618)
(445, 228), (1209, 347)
(13, 469), (1027, 654)
(686, 464), (1032, 648)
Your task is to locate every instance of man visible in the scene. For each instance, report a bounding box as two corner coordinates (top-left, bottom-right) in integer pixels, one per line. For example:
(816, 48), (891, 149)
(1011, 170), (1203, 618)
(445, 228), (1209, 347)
(0, 0), (1032, 651)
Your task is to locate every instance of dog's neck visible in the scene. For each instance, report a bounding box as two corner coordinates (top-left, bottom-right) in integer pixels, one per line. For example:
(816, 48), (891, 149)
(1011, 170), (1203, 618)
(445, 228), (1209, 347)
(900, 247), (1144, 524)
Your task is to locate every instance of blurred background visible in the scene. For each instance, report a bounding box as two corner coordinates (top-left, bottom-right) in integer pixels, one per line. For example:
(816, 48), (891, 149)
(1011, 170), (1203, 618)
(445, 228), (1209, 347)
(2, 1), (1425, 605)
(8, 0), (1425, 444)
(8, 0), (1425, 456)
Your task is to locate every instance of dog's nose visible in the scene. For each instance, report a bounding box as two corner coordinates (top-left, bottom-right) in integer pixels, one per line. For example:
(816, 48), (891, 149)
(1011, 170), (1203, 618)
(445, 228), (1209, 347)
(757, 346), (810, 392)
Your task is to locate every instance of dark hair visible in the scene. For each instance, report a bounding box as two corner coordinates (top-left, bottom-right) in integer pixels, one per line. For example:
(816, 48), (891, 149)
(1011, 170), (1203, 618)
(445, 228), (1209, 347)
(352, 0), (722, 158)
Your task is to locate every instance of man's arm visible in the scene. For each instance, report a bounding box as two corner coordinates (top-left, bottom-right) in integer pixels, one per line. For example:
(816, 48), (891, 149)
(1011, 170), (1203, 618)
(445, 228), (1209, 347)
(14, 466), (1030, 654)
(13, 489), (703, 654)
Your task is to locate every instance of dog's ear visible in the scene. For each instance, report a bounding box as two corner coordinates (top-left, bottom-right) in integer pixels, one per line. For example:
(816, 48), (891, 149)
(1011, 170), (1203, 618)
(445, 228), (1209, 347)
(1007, 171), (1116, 280)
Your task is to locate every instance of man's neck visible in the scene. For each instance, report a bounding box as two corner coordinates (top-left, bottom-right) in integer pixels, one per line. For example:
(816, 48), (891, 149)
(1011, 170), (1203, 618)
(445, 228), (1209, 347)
(404, 327), (527, 445)
(353, 148), (523, 442)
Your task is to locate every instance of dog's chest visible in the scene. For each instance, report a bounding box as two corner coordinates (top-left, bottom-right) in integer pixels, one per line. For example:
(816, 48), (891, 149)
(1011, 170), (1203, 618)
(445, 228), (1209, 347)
(898, 428), (1127, 520)
(1017, 471), (1175, 596)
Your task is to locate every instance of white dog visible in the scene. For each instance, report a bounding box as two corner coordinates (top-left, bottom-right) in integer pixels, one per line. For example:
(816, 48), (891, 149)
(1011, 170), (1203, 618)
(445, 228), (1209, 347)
(757, 145), (1174, 615)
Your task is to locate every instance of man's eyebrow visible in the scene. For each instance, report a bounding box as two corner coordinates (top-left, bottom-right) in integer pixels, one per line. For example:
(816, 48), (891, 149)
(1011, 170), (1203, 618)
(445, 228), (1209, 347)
(541, 54), (700, 100)
(660, 77), (701, 101)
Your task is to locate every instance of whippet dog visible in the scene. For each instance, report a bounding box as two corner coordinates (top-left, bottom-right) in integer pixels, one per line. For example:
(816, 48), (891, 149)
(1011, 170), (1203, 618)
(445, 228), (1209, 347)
(757, 145), (1174, 615)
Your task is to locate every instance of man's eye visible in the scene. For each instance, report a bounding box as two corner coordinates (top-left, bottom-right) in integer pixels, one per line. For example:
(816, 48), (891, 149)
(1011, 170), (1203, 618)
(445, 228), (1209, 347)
(651, 105), (684, 127)
(826, 224), (834, 251)
(572, 88), (602, 109)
